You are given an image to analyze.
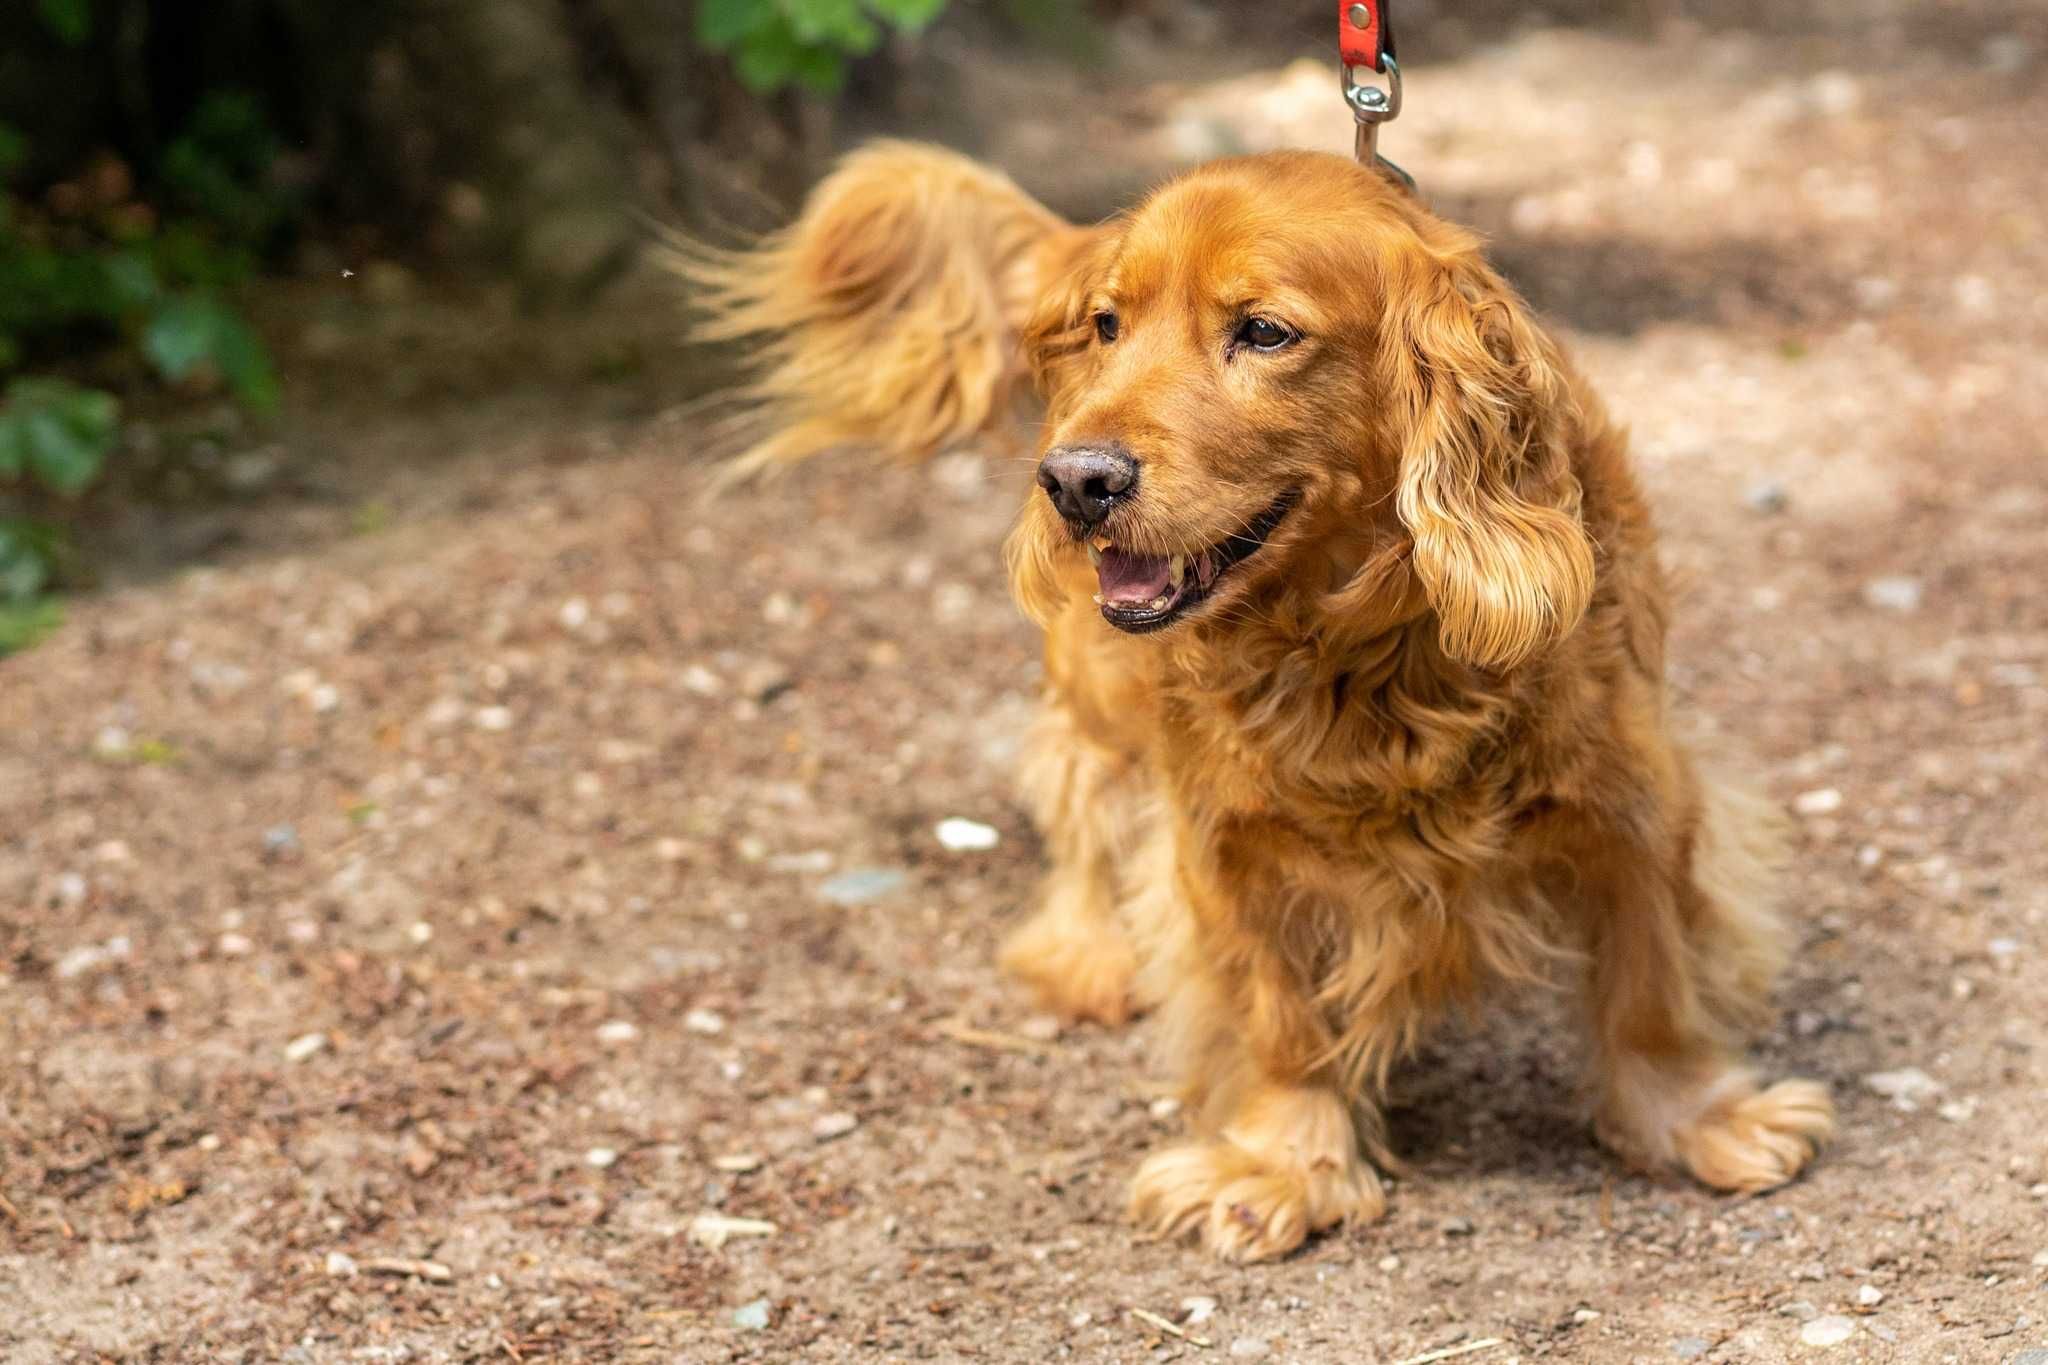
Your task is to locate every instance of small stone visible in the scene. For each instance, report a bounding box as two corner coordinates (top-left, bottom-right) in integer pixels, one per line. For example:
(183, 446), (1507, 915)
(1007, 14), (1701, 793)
(934, 817), (1001, 852)
(1781, 1301), (1820, 1322)
(1149, 1096), (1183, 1121)
(1672, 1338), (1711, 1360)
(1378, 1254), (1401, 1271)
(680, 664), (723, 697)
(1182, 1297), (1218, 1325)
(817, 867), (908, 906)
(473, 705), (514, 731)
(712, 1153), (763, 1174)
(1863, 1067), (1942, 1111)
(218, 932), (255, 957)
(731, 1298), (772, 1331)
(684, 1008), (727, 1036)
(1937, 1097), (1979, 1123)
(689, 1213), (778, 1249)
(1856, 1284), (1884, 1306)
(1228, 1338), (1271, 1359)
(1745, 481), (1790, 514)
(284, 1032), (329, 1063)
(1574, 1308), (1602, 1323)
(558, 598), (591, 630)
(2032, 1249), (2048, 1267)
(813, 1112), (859, 1141)
(1070, 1311), (1092, 1329)
(595, 1019), (640, 1046)
(1443, 1216), (1476, 1237)
(1800, 1315), (1856, 1347)
(53, 872), (88, 906)
(1018, 1014), (1063, 1042)
(1862, 576), (1923, 612)
(325, 1251), (358, 1278)
(2011, 1350), (2048, 1365)
(1792, 788), (1844, 816)
(585, 1147), (618, 1169)
(263, 825), (301, 859)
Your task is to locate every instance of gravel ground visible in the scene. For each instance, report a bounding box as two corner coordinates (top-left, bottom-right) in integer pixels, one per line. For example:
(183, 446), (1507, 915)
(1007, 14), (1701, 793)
(3, 5), (2046, 1362)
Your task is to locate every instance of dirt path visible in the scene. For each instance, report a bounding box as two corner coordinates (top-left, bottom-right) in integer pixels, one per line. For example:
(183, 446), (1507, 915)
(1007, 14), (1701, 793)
(4, 8), (2045, 1363)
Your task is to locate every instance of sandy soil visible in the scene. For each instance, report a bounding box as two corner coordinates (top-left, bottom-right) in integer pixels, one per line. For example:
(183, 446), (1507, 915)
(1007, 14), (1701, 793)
(3, 5), (2046, 1362)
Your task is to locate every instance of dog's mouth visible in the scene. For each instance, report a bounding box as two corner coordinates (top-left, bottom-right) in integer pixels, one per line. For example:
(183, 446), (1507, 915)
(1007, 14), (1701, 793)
(1086, 490), (1297, 635)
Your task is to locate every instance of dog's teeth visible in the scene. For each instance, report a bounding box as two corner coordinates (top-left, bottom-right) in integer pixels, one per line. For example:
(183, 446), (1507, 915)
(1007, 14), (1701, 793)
(1168, 554), (1186, 587)
(1092, 593), (1103, 606)
(1087, 543), (1103, 567)
(1149, 595), (1168, 611)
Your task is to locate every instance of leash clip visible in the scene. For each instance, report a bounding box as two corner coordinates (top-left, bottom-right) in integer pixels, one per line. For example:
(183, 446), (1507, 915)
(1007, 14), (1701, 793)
(1342, 56), (1413, 192)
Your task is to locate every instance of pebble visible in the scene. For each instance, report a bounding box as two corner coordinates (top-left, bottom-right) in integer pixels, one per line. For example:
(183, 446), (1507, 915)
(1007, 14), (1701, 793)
(558, 598), (590, 630)
(1800, 1315), (1856, 1347)
(262, 825), (301, 859)
(325, 1251), (358, 1278)
(812, 1112), (860, 1141)
(1857, 1284), (1884, 1306)
(1228, 1338), (1271, 1359)
(585, 1147), (618, 1169)
(54, 937), (130, 979)
(712, 1153), (763, 1174)
(934, 817), (1001, 852)
(684, 1008), (727, 1036)
(1182, 1297), (1218, 1325)
(218, 932), (255, 957)
(1745, 481), (1790, 514)
(595, 1020), (640, 1046)
(1149, 1096), (1183, 1120)
(53, 872), (88, 906)
(1863, 1067), (1942, 1111)
(1443, 1216), (1476, 1237)
(284, 1032), (329, 1063)
(1672, 1338), (1711, 1359)
(1781, 1301), (1820, 1321)
(1070, 1311), (1092, 1329)
(1574, 1308), (1602, 1324)
(1862, 576), (1923, 612)
(817, 867), (908, 906)
(731, 1298), (771, 1331)
(1378, 1254), (1401, 1271)
(2033, 1249), (2048, 1267)
(1937, 1097), (1979, 1123)
(473, 705), (514, 731)
(2010, 1351), (2048, 1365)
(1792, 788), (1844, 816)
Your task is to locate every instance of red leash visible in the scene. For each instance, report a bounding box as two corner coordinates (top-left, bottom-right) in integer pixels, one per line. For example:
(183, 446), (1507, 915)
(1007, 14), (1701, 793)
(1339, 0), (1412, 189)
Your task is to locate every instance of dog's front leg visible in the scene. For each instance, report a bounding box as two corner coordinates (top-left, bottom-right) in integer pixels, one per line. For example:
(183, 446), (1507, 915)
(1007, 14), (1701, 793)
(1128, 835), (1386, 1261)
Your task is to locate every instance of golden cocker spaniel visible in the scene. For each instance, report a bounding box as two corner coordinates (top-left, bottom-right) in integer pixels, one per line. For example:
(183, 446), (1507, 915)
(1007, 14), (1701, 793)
(677, 141), (1833, 1261)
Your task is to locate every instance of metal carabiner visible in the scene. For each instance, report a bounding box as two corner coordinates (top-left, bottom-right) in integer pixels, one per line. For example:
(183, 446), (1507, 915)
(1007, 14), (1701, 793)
(1342, 55), (1413, 192)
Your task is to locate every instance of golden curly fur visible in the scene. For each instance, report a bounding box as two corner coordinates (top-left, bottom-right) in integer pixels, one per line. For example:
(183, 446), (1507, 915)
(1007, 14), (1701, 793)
(675, 141), (1833, 1261)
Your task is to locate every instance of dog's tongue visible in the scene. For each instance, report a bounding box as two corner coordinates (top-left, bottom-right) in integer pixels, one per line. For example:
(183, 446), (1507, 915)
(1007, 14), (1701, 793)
(1097, 547), (1172, 606)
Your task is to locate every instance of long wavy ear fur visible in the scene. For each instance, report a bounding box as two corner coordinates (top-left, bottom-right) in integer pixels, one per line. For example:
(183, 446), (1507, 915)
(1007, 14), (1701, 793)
(1390, 247), (1597, 670)
(663, 141), (1080, 482)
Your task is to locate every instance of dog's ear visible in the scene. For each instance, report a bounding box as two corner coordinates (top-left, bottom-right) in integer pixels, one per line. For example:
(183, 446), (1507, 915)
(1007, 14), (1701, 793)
(1387, 250), (1596, 670)
(1020, 226), (1119, 414)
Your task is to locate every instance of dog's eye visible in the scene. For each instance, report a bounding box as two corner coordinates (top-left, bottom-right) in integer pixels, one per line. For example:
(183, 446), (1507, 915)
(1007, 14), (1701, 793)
(1094, 311), (1119, 344)
(1236, 317), (1294, 352)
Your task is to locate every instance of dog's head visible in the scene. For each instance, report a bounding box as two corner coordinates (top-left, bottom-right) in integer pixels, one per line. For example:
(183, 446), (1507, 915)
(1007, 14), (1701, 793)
(1006, 151), (1594, 671)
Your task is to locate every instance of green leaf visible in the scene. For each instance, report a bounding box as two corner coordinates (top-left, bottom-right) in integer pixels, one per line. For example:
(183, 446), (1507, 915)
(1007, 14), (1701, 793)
(695, 0), (774, 47)
(869, 0), (948, 30)
(0, 596), (63, 652)
(0, 379), (118, 496)
(37, 0), (91, 45)
(0, 520), (58, 601)
(143, 295), (278, 410)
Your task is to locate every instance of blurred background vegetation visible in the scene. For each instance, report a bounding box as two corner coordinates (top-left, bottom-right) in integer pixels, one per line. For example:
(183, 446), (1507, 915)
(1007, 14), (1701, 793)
(0, 0), (1133, 651)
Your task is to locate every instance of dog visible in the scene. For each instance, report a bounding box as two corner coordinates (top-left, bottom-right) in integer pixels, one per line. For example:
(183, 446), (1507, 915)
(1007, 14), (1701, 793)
(675, 141), (1834, 1261)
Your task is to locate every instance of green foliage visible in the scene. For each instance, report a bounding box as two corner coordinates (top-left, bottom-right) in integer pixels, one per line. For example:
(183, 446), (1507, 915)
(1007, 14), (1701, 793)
(37, 0), (93, 46)
(0, 80), (292, 639)
(696, 0), (950, 94)
(0, 378), (120, 496)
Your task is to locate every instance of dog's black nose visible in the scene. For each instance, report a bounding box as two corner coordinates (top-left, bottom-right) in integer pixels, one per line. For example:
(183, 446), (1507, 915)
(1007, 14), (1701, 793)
(1036, 445), (1137, 526)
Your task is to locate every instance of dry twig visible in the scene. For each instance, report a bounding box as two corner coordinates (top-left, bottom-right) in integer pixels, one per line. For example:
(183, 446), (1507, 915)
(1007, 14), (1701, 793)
(1392, 1338), (1507, 1365)
(1129, 1307), (1212, 1349)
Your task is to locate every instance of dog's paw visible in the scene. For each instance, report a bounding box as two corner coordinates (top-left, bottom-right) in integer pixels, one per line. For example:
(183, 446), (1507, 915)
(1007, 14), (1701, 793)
(1129, 1131), (1383, 1262)
(998, 905), (1139, 1026)
(1675, 1078), (1835, 1193)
